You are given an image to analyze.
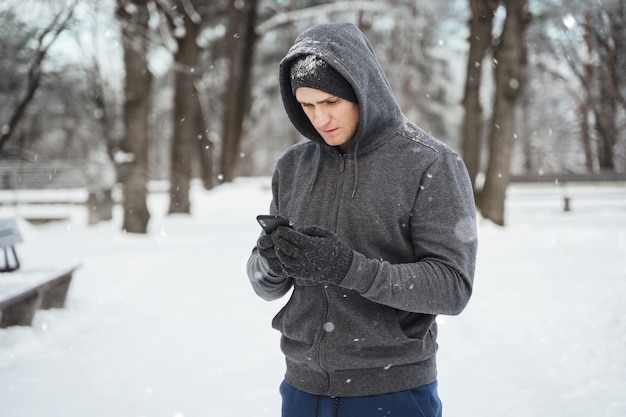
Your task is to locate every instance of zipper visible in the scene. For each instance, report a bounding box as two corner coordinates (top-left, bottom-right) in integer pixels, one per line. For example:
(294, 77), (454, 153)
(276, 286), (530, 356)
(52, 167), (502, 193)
(317, 152), (347, 390)
(329, 154), (347, 231)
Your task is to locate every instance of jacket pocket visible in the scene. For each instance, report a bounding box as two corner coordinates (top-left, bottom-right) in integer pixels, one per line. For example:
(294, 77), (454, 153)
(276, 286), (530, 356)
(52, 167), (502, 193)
(384, 309), (438, 360)
(322, 292), (432, 371)
(272, 285), (326, 367)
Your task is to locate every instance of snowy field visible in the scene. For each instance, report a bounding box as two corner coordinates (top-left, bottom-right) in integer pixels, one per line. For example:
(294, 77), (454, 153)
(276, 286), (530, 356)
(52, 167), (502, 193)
(0, 177), (624, 417)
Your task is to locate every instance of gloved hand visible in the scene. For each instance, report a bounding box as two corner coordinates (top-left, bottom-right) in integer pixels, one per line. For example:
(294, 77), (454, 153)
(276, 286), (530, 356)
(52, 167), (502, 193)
(272, 225), (353, 285)
(257, 233), (286, 278)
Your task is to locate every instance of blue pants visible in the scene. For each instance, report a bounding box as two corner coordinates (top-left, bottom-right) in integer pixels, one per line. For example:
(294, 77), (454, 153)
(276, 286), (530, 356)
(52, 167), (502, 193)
(280, 380), (442, 417)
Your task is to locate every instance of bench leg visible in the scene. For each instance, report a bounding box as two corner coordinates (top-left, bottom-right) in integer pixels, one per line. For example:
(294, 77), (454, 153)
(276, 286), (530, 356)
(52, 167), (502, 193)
(563, 196), (571, 212)
(39, 273), (73, 309)
(0, 246), (20, 273)
(0, 290), (40, 328)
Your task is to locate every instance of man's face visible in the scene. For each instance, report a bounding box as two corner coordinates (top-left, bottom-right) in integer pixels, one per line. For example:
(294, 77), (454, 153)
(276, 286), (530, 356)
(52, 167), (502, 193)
(295, 87), (359, 153)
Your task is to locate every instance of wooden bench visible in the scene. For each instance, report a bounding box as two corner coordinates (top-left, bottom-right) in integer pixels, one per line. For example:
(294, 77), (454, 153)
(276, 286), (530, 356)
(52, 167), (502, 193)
(0, 266), (78, 327)
(0, 218), (78, 328)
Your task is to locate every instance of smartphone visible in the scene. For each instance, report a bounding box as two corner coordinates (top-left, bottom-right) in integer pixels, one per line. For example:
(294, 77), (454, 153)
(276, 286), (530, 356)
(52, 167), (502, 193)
(257, 214), (292, 234)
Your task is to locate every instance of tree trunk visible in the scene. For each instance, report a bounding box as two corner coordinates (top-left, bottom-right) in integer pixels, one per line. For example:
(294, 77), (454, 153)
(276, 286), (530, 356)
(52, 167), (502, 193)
(581, 10), (595, 172)
(168, 16), (200, 214)
(195, 90), (215, 190)
(461, 0), (499, 190)
(478, 0), (531, 226)
(220, 0), (259, 183)
(117, 0), (151, 233)
(520, 92), (533, 172)
(596, 69), (617, 170)
(594, 9), (617, 171)
(579, 104), (594, 172)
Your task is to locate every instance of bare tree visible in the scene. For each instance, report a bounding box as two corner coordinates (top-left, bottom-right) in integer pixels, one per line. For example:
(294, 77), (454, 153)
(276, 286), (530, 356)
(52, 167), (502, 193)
(194, 87), (215, 190)
(461, 0), (500, 190)
(116, 0), (152, 233)
(156, 0), (204, 214)
(592, 6), (625, 170)
(524, 1), (626, 175)
(0, 3), (76, 154)
(220, 0), (259, 183)
(478, 0), (531, 226)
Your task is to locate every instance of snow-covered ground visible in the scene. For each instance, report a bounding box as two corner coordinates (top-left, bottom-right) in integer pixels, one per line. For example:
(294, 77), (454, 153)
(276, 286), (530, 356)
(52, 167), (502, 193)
(0, 178), (624, 417)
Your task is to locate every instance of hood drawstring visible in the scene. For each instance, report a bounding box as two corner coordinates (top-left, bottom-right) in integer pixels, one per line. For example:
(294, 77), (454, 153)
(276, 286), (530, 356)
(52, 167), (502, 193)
(351, 141), (360, 199)
(313, 395), (341, 417)
(314, 395), (320, 417)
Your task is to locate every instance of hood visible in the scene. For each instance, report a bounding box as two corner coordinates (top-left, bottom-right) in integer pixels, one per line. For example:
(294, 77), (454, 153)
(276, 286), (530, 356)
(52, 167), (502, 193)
(279, 23), (404, 154)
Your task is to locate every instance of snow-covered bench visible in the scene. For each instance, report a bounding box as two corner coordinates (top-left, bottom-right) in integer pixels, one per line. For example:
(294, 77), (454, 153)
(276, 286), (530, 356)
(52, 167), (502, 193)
(510, 172), (626, 212)
(0, 218), (78, 328)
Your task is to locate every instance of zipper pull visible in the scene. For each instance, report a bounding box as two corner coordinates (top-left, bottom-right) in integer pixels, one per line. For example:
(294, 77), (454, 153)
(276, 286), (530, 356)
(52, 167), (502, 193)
(339, 154), (346, 173)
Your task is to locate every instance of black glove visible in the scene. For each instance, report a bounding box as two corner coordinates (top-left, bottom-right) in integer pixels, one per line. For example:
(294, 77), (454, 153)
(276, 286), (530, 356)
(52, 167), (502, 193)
(257, 233), (286, 278)
(272, 225), (353, 285)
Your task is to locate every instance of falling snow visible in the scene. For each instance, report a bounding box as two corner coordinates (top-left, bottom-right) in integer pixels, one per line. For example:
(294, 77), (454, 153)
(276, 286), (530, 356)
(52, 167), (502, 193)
(0, 178), (624, 417)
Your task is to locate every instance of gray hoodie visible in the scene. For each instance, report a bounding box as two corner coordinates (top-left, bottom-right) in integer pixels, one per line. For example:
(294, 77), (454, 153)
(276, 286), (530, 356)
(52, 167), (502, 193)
(247, 23), (477, 397)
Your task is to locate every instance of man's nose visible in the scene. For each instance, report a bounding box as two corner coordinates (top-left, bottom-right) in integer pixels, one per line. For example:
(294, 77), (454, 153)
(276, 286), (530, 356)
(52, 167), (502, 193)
(313, 107), (331, 127)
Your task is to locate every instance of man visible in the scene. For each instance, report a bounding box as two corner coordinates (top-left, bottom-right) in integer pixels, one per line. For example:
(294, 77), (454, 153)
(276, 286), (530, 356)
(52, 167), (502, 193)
(247, 22), (477, 417)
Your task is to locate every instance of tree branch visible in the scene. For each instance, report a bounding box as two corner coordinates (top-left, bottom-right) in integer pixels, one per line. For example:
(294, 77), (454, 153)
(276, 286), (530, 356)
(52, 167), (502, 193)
(256, 1), (392, 35)
(0, 1), (78, 153)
